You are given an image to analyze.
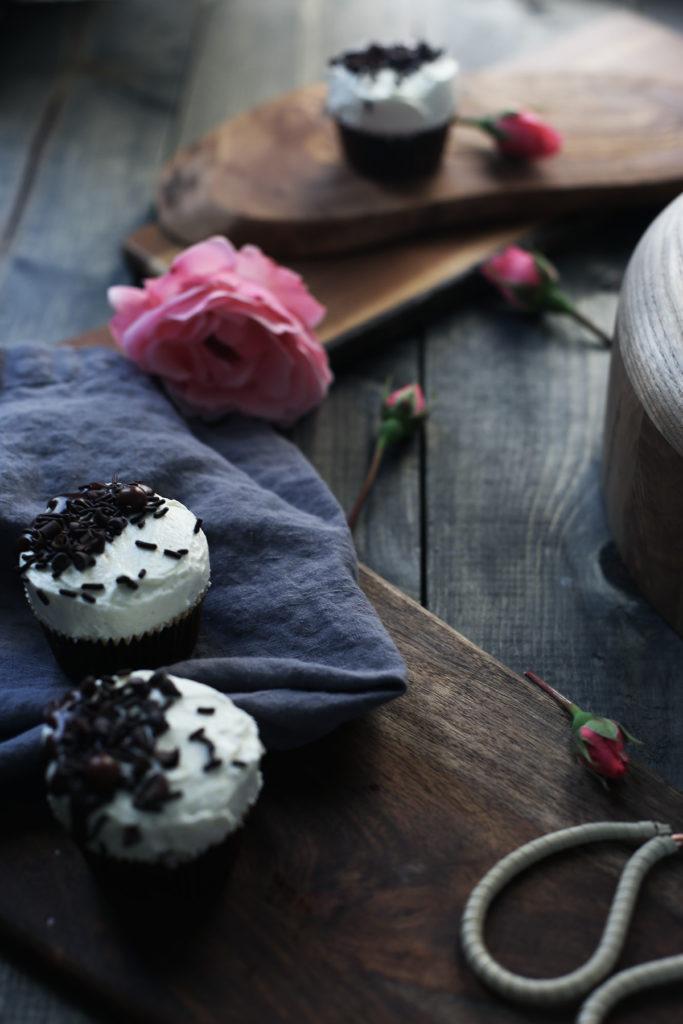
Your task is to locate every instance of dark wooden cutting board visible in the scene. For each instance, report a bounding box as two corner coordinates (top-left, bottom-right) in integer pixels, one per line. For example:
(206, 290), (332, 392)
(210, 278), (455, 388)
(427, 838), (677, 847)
(125, 11), (683, 354)
(1, 563), (683, 1024)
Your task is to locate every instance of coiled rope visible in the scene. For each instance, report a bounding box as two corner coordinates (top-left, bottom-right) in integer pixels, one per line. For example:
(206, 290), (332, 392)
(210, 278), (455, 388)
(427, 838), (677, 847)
(460, 819), (681, 1018)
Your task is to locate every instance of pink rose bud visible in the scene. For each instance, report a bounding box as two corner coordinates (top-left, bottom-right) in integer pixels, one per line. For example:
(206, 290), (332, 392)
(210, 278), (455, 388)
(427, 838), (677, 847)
(480, 245), (548, 309)
(385, 382), (427, 415)
(493, 110), (563, 159)
(108, 235), (332, 428)
(380, 382), (429, 445)
(347, 381), (431, 531)
(481, 244), (613, 346)
(576, 720), (629, 782)
(524, 671), (641, 785)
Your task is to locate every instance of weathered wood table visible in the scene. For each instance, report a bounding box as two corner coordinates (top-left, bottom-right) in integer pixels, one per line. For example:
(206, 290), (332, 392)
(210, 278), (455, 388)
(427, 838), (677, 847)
(1, 1), (682, 1021)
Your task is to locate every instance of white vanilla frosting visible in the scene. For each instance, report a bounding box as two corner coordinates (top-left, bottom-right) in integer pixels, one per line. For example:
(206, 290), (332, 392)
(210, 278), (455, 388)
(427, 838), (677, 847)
(45, 671), (264, 866)
(327, 43), (458, 136)
(19, 483), (210, 641)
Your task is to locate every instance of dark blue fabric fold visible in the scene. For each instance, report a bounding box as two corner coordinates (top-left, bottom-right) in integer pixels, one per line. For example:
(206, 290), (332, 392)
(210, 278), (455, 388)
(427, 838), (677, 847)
(0, 344), (406, 785)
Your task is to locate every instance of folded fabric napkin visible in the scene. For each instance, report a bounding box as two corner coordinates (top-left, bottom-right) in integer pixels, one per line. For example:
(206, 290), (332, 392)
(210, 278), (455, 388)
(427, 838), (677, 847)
(0, 344), (406, 789)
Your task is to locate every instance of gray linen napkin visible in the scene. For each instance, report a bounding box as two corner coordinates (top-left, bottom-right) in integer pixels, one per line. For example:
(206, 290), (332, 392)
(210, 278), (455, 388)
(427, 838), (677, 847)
(0, 344), (406, 786)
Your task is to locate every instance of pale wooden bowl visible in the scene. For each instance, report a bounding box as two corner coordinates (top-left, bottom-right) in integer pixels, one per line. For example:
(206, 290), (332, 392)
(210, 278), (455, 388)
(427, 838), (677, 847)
(603, 192), (683, 637)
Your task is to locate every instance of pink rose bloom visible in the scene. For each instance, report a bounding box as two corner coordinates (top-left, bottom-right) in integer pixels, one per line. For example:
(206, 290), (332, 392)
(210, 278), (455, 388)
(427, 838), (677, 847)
(108, 236), (332, 427)
(480, 245), (544, 307)
(494, 110), (563, 159)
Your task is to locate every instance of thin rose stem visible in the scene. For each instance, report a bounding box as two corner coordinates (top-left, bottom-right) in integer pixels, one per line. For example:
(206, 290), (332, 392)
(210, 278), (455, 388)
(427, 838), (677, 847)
(567, 306), (613, 347)
(347, 440), (386, 532)
(524, 669), (575, 714)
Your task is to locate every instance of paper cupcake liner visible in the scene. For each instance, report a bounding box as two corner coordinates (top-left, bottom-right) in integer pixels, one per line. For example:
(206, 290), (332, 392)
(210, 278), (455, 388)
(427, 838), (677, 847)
(335, 121), (449, 180)
(40, 595), (206, 682)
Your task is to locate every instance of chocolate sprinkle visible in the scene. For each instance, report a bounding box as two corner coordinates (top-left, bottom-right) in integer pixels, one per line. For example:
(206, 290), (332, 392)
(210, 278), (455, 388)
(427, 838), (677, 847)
(330, 41), (443, 79)
(36, 589), (49, 605)
(80, 592), (96, 604)
(163, 548), (184, 560)
(138, 568), (147, 579)
(193, 517), (203, 534)
(122, 824), (142, 847)
(116, 575), (139, 590)
(58, 589), (77, 599)
(82, 582), (105, 591)
(43, 672), (184, 844)
(17, 481), (161, 577)
(196, 707), (215, 716)
(135, 540), (157, 551)
(189, 727), (223, 773)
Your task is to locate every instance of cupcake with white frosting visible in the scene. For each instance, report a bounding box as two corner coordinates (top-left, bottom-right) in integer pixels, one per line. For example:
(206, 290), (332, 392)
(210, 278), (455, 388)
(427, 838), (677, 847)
(326, 41), (458, 181)
(43, 670), (264, 867)
(17, 480), (210, 680)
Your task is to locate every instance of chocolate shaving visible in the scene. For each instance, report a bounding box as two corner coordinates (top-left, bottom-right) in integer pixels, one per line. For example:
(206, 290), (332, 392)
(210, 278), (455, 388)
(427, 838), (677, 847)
(18, 481), (162, 577)
(330, 41), (443, 79)
(42, 672), (184, 843)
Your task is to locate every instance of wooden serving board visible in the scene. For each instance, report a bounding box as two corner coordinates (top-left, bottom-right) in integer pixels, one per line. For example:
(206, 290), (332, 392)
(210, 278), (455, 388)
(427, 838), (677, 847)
(156, 71), (683, 258)
(126, 11), (683, 354)
(2, 564), (683, 1024)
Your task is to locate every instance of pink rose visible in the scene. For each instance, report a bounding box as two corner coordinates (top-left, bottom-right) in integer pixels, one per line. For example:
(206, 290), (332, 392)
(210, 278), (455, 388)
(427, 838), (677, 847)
(578, 722), (629, 782)
(385, 382), (427, 417)
(381, 382), (429, 446)
(494, 110), (563, 159)
(108, 236), (332, 427)
(480, 245), (545, 308)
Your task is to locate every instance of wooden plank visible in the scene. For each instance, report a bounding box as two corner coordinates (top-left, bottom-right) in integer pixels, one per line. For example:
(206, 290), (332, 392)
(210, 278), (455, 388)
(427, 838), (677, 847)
(0, 0), (199, 347)
(422, 208), (683, 791)
(1, 564), (683, 1024)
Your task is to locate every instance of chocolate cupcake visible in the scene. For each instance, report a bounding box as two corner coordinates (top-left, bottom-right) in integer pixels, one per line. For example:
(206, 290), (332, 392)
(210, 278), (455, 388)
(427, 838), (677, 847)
(43, 671), (264, 868)
(17, 481), (210, 680)
(326, 41), (458, 181)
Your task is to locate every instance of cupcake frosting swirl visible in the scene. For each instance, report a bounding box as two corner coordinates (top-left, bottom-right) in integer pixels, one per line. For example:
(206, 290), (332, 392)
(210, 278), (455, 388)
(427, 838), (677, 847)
(327, 41), (458, 135)
(17, 481), (210, 641)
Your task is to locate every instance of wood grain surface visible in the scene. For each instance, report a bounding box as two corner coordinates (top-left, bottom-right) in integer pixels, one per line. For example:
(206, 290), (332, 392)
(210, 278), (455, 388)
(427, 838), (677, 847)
(603, 193), (683, 635)
(156, 71), (683, 256)
(3, 3), (683, 1022)
(2, 565), (683, 1024)
(124, 220), (530, 355)
(127, 11), (683, 356)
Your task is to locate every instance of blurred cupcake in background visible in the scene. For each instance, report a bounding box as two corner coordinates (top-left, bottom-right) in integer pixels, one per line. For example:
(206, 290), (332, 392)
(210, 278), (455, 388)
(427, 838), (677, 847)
(326, 41), (458, 182)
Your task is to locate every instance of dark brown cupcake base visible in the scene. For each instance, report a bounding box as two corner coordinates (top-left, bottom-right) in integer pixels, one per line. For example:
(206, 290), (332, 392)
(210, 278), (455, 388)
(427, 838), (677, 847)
(41, 601), (204, 682)
(336, 121), (450, 181)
